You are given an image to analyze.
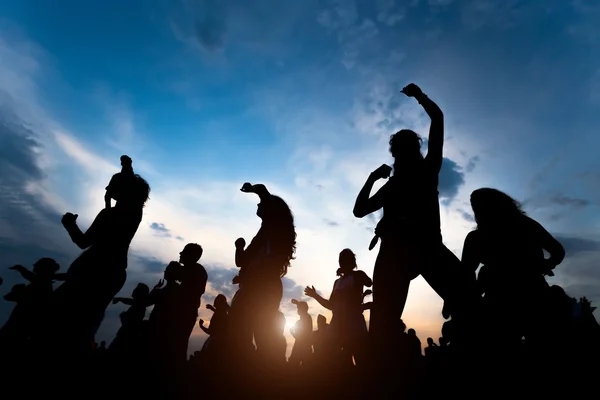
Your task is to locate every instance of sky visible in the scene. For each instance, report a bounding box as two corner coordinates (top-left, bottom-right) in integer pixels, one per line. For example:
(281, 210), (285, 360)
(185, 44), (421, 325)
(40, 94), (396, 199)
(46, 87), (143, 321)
(1, 0), (600, 355)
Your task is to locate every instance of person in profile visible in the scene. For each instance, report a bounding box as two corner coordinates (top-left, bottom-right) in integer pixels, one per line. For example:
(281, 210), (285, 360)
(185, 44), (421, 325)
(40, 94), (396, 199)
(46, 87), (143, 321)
(304, 249), (372, 367)
(227, 182), (297, 368)
(352, 83), (475, 359)
(462, 188), (565, 355)
(198, 294), (230, 359)
(311, 314), (329, 361)
(52, 155), (150, 356)
(176, 243), (208, 362)
(289, 299), (313, 368)
(109, 283), (152, 357)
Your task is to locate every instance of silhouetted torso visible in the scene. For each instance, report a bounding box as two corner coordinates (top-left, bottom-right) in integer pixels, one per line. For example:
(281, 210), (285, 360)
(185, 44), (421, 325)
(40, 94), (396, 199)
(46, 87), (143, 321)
(471, 216), (549, 292)
(379, 160), (441, 243)
(180, 263), (208, 311)
(69, 207), (142, 276)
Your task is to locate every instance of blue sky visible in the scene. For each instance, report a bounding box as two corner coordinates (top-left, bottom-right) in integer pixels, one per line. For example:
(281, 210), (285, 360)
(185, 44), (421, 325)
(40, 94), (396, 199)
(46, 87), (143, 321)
(1, 0), (600, 353)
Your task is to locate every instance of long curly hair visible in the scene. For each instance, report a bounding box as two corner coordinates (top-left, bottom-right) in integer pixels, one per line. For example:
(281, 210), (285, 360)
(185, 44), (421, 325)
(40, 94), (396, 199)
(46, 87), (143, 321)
(470, 188), (525, 231)
(264, 195), (297, 277)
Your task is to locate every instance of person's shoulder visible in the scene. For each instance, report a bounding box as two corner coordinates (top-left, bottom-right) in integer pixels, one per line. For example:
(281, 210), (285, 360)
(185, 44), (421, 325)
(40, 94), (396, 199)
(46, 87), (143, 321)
(354, 270), (369, 278)
(465, 229), (481, 242)
(196, 263), (208, 277)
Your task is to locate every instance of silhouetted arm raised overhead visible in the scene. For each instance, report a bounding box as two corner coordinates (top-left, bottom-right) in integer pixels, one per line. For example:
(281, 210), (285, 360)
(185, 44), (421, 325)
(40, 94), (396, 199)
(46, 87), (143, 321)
(240, 182), (271, 202)
(402, 84), (444, 172)
(353, 164), (391, 218)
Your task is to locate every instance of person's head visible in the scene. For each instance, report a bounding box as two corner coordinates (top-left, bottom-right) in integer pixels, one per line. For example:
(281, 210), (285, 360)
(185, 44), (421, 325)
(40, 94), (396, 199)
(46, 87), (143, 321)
(407, 328), (416, 337)
(427, 337), (434, 346)
(257, 194), (297, 277)
(291, 299), (309, 315)
(179, 243), (203, 265)
(389, 129), (424, 164)
(470, 188), (525, 230)
(338, 248), (358, 274)
(105, 155), (151, 208)
(132, 283), (150, 299)
(317, 314), (327, 328)
(214, 294), (228, 309)
(164, 261), (182, 282)
(33, 258), (60, 276)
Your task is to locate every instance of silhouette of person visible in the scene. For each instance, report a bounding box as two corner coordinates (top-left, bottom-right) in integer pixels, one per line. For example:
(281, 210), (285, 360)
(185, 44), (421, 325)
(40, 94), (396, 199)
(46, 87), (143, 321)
(227, 182), (297, 367)
(199, 294), (230, 358)
(51, 155), (150, 355)
(424, 337), (438, 358)
(289, 299), (313, 367)
(305, 249), (372, 367)
(310, 314), (329, 361)
(146, 261), (183, 392)
(175, 243), (208, 362)
(352, 83), (476, 355)
(0, 283), (29, 349)
(109, 283), (152, 356)
(462, 188), (565, 352)
(406, 328), (422, 359)
(0, 259), (65, 347)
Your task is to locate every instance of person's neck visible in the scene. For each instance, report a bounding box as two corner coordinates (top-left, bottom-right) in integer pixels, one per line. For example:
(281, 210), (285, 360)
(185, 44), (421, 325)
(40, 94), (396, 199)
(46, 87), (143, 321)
(182, 262), (196, 268)
(115, 201), (139, 210)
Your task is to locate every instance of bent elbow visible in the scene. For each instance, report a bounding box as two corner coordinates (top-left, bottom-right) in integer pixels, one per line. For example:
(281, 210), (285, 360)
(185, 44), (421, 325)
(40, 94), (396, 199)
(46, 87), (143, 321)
(353, 208), (366, 219)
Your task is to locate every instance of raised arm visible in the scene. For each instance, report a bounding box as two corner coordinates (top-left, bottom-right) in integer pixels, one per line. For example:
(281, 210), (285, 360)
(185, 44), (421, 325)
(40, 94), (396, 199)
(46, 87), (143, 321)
(53, 273), (68, 281)
(61, 210), (104, 250)
(9, 265), (38, 283)
(304, 285), (332, 310)
(353, 165), (391, 218)
(402, 84), (444, 172)
(198, 319), (210, 335)
(113, 297), (135, 306)
(240, 182), (271, 202)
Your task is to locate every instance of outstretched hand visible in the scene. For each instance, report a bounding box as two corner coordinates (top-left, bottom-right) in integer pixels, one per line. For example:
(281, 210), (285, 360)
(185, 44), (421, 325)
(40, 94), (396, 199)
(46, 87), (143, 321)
(206, 304), (216, 312)
(232, 275), (240, 285)
(154, 279), (165, 290)
(61, 212), (78, 227)
(401, 83), (423, 98)
(370, 164), (392, 181)
(304, 286), (317, 298)
(9, 265), (25, 272)
(291, 299), (299, 305)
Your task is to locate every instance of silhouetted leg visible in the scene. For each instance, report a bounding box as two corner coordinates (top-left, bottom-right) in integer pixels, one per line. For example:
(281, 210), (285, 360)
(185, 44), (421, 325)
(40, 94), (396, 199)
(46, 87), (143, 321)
(370, 240), (412, 346)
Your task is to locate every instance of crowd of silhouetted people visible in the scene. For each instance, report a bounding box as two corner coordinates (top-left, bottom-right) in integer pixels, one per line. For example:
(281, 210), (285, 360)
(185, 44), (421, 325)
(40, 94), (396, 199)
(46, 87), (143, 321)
(1, 84), (599, 399)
